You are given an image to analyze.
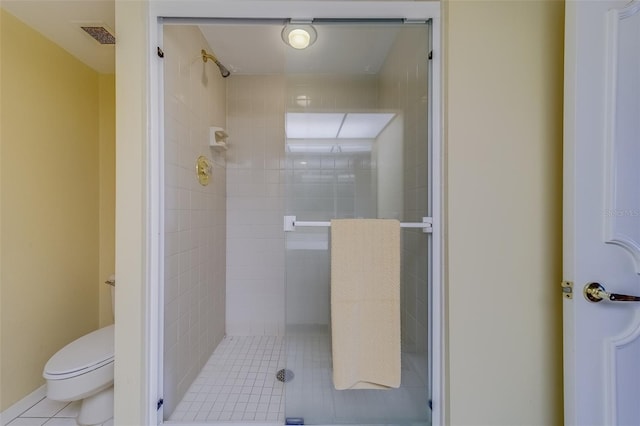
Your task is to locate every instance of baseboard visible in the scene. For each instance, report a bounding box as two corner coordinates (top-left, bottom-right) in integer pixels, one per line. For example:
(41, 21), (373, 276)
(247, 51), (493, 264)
(0, 384), (46, 426)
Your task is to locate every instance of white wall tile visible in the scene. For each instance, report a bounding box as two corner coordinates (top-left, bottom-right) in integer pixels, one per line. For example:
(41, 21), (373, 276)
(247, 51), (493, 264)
(378, 26), (430, 352)
(225, 76), (287, 335)
(163, 25), (227, 418)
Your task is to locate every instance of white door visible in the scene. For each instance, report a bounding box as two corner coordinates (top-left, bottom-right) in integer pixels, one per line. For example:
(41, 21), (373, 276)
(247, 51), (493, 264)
(564, 0), (640, 424)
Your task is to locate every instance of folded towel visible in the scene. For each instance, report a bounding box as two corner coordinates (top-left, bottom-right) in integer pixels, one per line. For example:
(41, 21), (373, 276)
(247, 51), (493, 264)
(330, 218), (401, 390)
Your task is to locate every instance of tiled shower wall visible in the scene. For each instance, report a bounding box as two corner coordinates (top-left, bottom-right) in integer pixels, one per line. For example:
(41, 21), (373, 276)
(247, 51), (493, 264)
(225, 75), (379, 333)
(284, 75), (379, 327)
(378, 26), (430, 353)
(163, 25), (227, 417)
(285, 74), (379, 222)
(225, 75), (287, 336)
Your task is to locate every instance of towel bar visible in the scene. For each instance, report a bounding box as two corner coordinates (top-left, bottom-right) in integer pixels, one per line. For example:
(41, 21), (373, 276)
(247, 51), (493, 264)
(283, 215), (433, 233)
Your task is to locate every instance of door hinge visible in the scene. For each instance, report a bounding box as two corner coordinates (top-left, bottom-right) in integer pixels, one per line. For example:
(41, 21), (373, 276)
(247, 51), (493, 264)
(561, 281), (573, 299)
(157, 47), (164, 58)
(428, 50), (433, 60)
(157, 398), (164, 410)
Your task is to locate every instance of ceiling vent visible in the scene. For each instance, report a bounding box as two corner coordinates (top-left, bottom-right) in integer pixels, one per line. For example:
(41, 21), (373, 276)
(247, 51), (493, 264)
(80, 26), (115, 45)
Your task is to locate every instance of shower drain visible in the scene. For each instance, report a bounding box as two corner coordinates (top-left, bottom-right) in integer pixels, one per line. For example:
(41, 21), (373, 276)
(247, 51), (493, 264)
(276, 368), (294, 383)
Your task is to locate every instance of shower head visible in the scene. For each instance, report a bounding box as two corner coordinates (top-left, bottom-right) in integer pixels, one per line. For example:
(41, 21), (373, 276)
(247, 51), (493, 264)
(202, 49), (230, 78)
(216, 62), (231, 78)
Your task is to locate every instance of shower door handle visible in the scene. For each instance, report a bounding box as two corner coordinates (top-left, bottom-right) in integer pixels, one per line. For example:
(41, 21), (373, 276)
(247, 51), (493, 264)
(584, 282), (640, 302)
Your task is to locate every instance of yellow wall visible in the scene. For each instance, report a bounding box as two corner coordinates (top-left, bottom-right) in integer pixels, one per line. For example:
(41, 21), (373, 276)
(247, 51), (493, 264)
(114, 1), (565, 425)
(444, 1), (564, 424)
(0, 9), (115, 410)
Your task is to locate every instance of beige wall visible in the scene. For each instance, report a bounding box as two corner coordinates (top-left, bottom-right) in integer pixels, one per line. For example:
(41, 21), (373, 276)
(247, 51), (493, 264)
(0, 9), (106, 410)
(444, 1), (564, 424)
(114, 0), (149, 423)
(114, 1), (565, 425)
(99, 74), (116, 327)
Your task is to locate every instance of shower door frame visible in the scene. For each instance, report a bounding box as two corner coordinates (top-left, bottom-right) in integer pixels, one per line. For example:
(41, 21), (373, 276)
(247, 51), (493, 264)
(146, 2), (443, 425)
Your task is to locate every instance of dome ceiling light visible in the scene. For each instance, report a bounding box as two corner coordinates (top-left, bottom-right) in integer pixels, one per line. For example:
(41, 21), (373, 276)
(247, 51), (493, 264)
(282, 22), (317, 50)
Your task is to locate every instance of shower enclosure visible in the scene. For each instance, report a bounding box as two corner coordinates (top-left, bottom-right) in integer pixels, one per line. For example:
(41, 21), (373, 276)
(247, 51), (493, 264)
(161, 18), (433, 426)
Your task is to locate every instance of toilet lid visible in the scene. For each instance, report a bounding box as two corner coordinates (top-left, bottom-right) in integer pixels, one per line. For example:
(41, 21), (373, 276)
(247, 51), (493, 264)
(44, 325), (114, 378)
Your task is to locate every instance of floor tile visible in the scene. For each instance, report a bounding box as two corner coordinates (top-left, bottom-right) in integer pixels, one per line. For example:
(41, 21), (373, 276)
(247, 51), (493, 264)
(20, 399), (67, 418)
(42, 418), (76, 426)
(166, 329), (429, 424)
(6, 419), (47, 426)
(168, 335), (285, 423)
(52, 402), (79, 418)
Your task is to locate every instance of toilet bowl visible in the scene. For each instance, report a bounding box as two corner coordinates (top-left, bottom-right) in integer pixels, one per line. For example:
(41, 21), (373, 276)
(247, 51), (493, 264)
(44, 277), (115, 426)
(42, 325), (114, 425)
(44, 324), (114, 425)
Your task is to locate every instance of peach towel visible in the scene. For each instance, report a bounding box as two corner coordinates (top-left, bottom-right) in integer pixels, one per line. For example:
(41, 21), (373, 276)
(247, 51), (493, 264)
(330, 219), (401, 390)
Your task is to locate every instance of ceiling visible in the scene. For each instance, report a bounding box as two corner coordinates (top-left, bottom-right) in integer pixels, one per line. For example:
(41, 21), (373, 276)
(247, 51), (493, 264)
(2, 0), (115, 74)
(197, 22), (399, 75)
(2, 0), (401, 76)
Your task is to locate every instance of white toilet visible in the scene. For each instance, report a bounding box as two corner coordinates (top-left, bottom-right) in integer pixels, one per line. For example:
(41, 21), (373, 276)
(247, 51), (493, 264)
(43, 281), (115, 426)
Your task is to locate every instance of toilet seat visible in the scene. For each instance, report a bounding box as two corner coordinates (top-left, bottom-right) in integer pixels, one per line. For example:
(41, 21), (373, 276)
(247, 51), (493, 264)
(44, 325), (114, 380)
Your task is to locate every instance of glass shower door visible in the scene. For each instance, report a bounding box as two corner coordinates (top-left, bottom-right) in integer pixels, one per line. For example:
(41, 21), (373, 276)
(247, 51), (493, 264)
(282, 21), (432, 425)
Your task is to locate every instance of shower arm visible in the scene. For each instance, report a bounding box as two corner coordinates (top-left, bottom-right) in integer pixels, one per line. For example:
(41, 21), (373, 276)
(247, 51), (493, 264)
(201, 49), (231, 78)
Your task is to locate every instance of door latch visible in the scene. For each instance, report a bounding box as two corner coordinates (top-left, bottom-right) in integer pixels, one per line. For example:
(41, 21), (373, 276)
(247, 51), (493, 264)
(561, 281), (573, 299)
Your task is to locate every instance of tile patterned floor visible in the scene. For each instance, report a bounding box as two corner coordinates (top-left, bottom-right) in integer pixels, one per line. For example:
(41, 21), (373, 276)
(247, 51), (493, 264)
(4, 398), (113, 426)
(168, 329), (429, 425)
(284, 326), (430, 425)
(168, 335), (285, 423)
(5, 332), (427, 426)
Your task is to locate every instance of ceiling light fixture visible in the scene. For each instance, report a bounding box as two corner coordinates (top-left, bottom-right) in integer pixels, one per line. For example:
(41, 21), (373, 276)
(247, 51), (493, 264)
(282, 23), (317, 50)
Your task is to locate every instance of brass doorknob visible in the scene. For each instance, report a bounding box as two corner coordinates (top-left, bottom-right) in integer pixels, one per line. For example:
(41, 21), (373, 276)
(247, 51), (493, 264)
(584, 282), (640, 302)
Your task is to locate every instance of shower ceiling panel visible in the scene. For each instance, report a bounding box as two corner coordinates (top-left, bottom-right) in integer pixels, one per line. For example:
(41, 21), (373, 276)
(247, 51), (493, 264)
(198, 23), (399, 75)
(285, 112), (396, 139)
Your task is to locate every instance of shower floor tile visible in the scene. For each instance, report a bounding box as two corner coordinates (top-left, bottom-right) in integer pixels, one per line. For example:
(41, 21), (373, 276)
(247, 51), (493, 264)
(168, 330), (429, 425)
(168, 335), (285, 423)
(284, 326), (429, 425)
